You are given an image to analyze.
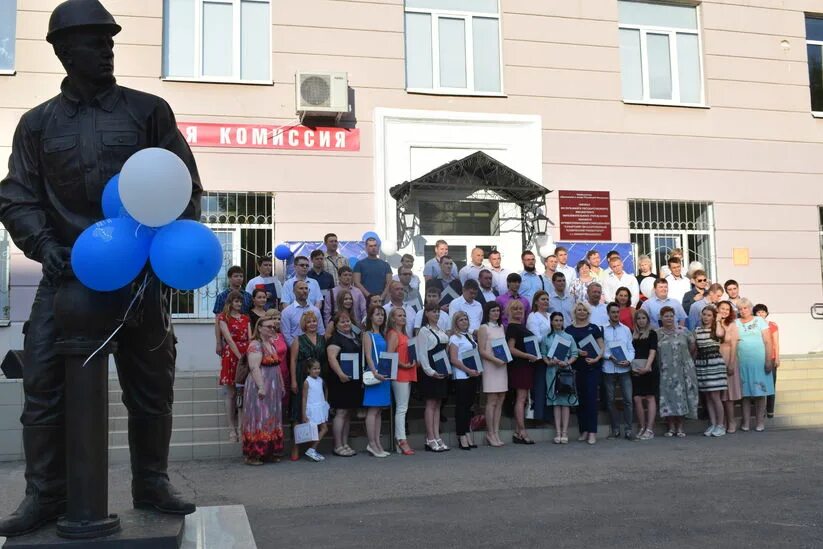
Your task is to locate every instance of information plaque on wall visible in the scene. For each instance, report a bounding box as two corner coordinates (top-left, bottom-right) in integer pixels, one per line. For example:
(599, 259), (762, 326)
(558, 190), (612, 241)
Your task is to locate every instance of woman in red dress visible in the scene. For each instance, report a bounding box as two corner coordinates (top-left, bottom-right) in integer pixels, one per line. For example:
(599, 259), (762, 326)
(218, 290), (251, 442)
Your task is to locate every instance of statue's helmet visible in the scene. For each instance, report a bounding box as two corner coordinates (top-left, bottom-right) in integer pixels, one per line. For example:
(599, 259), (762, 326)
(46, 0), (121, 44)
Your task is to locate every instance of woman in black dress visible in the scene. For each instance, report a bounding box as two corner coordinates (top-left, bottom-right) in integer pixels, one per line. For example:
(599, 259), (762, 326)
(631, 308), (659, 440)
(505, 300), (540, 445)
(325, 311), (364, 457)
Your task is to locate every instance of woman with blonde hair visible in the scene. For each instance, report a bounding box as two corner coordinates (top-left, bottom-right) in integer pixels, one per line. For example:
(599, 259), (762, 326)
(631, 308), (658, 440)
(386, 306), (417, 455)
(288, 309), (326, 460)
(506, 299), (539, 444)
(449, 311), (482, 450)
(241, 310), (286, 465)
(565, 301), (605, 444)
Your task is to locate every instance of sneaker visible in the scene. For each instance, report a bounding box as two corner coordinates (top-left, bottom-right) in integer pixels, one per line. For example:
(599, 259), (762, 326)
(703, 425), (716, 437)
(624, 430), (636, 441)
(644, 430), (654, 440)
(305, 448), (322, 462)
(711, 425), (727, 437)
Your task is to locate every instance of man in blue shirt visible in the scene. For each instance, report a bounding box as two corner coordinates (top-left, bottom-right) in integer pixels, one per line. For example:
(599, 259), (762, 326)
(548, 272), (574, 326)
(353, 237), (392, 301)
(280, 280), (325, 346)
(641, 279), (687, 327)
(519, 250), (547, 301)
(281, 255), (323, 310)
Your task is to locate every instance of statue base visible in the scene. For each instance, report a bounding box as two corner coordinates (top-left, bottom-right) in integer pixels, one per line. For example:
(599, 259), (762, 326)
(3, 510), (184, 549)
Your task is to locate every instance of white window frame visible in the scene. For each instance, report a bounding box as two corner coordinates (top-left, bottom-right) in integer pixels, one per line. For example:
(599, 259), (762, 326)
(0, 0), (16, 76)
(162, 0), (272, 85)
(404, 1), (505, 96)
(807, 37), (823, 117)
(619, 3), (706, 108)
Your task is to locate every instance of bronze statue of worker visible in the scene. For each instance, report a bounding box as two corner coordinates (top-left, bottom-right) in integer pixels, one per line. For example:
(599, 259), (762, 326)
(0, 0), (202, 537)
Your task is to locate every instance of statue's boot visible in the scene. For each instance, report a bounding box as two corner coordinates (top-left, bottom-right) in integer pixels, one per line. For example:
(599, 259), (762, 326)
(130, 414), (196, 515)
(0, 425), (66, 537)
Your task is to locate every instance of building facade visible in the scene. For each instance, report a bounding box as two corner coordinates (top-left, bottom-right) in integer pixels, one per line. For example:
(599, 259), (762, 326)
(1, 0), (822, 369)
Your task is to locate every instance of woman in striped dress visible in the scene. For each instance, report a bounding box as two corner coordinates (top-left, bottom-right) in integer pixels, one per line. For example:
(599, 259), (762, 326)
(694, 306), (728, 437)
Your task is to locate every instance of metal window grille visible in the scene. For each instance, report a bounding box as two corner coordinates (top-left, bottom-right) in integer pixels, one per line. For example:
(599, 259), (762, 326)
(628, 199), (716, 280)
(170, 192), (274, 319)
(0, 226), (8, 321)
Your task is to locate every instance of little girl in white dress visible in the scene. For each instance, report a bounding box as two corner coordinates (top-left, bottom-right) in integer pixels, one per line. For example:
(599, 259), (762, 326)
(301, 359), (330, 462)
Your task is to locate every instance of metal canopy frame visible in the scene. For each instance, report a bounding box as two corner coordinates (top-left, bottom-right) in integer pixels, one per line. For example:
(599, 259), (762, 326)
(389, 151), (551, 250)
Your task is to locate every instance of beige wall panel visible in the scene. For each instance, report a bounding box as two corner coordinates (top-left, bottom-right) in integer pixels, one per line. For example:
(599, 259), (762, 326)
(505, 65), (619, 101)
(275, 192), (374, 224)
(8, 253), (41, 288)
(274, 221), (377, 242)
(273, 25), (403, 58)
(193, 153), (373, 193)
(702, 2), (805, 38)
(273, 0), (403, 33)
(0, 73), (64, 110)
(717, 258), (822, 285)
(504, 0), (616, 21)
(13, 40), (161, 79)
(272, 53), (405, 89)
(714, 203), (820, 232)
(504, 41), (619, 72)
(715, 229), (822, 260)
(18, 0), (161, 18)
(707, 79), (810, 112)
(0, 114), (24, 147)
(704, 55), (809, 86)
(503, 14), (618, 48)
(16, 11), (162, 46)
(702, 30), (806, 62)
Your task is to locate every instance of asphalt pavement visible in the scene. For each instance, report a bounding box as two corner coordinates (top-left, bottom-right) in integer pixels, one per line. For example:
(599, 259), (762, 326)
(1, 428), (822, 548)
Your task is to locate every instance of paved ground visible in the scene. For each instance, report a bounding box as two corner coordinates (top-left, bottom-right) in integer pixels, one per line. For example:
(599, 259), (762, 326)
(1, 428), (822, 548)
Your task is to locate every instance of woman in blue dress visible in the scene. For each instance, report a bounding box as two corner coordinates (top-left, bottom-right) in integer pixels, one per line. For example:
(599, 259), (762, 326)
(735, 298), (775, 432)
(543, 312), (579, 444)
(362, 304), (391, 457)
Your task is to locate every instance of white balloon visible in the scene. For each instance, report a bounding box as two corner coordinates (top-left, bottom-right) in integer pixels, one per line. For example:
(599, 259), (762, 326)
(640, 277), (655, 298)
(119, 148), (192, 227)
(538, 244), (553, 257)
(381, 240), (397, 256)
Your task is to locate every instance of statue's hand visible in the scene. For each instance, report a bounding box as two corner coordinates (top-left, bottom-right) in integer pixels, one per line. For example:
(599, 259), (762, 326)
(43, 247), (74, 280)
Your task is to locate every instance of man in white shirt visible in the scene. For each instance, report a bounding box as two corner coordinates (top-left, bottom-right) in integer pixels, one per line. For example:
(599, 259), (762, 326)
(665, 257), (691, 304)
(586, 282), (609, 328)
(477, 269), (498, 305)
(414, 284), (450, 334)
(602, 302), (636, 440)
(383, 281), (416, 337)
(641, 278), (687, 327)
(395, 266), (423, 312)
(245, 256), (282, 310)
(459, 247), (487, 284)
(519, 250), (547, 301)
(602, 255), (639, 306)
(392, 254), (421, 290)
(487, 250), (511, 295)
(548, 272), (574, 326)
(555, 246), (577, 283)
(280, 255), (323, 310)
(448, 279), (483, 335)
(423, 239), (458, 280)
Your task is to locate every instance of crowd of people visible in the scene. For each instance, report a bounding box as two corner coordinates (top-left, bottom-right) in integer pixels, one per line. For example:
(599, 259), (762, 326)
(211, 234), (781, 464)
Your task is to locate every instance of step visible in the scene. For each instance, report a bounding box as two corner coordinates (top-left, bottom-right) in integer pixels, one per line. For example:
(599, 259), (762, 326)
(107, 374), (220, 391)
(110, 426), (227, 446)
(109, 400), (225, 417)
(109, 413), (229, 431)
(108, 387), (223, 404)
(773, 400), (823, 415)
(771, 378), (823, 391)
(772, 367), (823, 381)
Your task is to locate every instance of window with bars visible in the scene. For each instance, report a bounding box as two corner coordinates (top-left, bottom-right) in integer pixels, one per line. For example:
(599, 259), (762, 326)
(0, 226), (8, 321)
(628, 199), (716, 280)
(171, 191), (274, 319)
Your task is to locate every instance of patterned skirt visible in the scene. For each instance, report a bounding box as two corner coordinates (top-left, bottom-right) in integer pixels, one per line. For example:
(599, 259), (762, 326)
(241, 366), (285, 459)
(694, 349), (728, 392)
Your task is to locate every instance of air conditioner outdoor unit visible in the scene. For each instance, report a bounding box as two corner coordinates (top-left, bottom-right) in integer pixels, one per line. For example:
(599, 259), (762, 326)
(295, 71), (349, 120)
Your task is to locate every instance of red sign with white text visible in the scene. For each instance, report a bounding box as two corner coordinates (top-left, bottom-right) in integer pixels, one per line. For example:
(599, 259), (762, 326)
(559, 190), (612, 241)
(177, 122), (360, 152)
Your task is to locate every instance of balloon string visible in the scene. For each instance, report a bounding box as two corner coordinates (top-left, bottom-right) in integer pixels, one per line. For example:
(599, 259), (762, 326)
(82, 273), (149, 368)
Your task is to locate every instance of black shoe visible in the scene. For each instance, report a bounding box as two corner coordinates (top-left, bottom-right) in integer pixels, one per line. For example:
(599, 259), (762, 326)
(133, 477), (196, 515)
(512, 433), (526, 445)
(129, 415), (196, 516)
(468, 442), (478, 449)
(0, 495), (65, 537)
(0, 425), (67, 537)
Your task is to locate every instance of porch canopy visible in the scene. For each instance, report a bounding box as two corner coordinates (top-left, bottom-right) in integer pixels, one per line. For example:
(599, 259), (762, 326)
(389, 151), (551, 249)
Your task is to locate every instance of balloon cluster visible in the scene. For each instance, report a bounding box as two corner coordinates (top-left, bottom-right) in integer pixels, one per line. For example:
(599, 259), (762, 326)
(71, 148), (222, 292)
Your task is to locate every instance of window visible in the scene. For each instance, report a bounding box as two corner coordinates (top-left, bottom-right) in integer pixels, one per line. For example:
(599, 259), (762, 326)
(0, 226), (8, 321)
(0, 0), (16, 74)
(628, 199), (716, 279)
(806, 16), (823, 113)
(419, 200), (500, 236)
(404, 0), (503, 94)
(618, 1), (703, 105)
(162, 0), (271, 83)
(171, 192), (273, 319)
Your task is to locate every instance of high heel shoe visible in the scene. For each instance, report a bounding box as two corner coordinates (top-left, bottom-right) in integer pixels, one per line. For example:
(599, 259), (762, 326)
(512, 433), (526, 445)
(396, 439), (415, 455)
(468, 440), (478, 449)
(425, 439), (443, 452)
(435, 438), (449, 451)
(458, 439), (471, 451)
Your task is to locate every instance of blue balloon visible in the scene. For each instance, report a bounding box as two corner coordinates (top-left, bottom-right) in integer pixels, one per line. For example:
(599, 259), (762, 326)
(362, 231), (381, 244)
(150, 220), (223, 290)
(348, 256), (358, 268)
(101, 173), (128, 219)
(274, 243), (293, 261)
(71, 217), (154, 292)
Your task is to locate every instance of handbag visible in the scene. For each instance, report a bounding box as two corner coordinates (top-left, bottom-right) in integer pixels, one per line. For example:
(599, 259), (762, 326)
(631, 358), (648, 373)
(553, 367), (577, 397)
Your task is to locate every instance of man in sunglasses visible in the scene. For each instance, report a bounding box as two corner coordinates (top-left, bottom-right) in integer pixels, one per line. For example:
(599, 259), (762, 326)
(280, 255), (323, 311)
(682, 268), (710, 314)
